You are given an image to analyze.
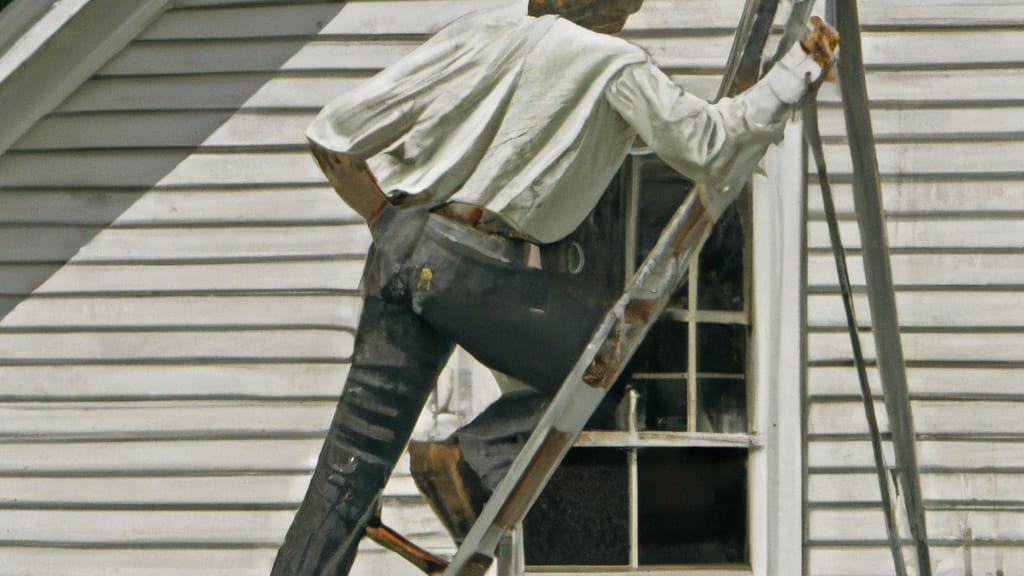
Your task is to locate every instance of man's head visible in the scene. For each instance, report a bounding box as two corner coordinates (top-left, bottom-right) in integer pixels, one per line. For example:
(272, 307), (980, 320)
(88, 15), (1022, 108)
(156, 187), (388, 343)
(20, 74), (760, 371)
(528, 0), (644, 34)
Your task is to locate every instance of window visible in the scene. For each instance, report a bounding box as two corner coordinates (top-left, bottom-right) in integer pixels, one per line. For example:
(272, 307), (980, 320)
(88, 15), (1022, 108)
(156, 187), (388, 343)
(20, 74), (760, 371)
(520, 151), (756, 572)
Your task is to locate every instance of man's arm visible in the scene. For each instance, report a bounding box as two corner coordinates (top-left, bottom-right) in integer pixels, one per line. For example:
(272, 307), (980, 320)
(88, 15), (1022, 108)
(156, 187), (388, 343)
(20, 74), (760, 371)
(605, 20), (837, 218)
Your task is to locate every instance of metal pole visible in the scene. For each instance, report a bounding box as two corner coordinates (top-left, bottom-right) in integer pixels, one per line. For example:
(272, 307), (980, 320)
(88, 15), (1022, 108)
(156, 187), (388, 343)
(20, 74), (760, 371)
(830, 1), (932, 573)
(803, 92), (908, 576)
(442, 193), (714, 576)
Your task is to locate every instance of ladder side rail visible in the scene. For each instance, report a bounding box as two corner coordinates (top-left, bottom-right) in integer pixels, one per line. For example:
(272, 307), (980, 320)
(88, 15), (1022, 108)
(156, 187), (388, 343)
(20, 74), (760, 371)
(443, 191), (713, 576)
(446, 1), (791, 571)
(803, 92), (908, 576)
(830, 1), (932, 573)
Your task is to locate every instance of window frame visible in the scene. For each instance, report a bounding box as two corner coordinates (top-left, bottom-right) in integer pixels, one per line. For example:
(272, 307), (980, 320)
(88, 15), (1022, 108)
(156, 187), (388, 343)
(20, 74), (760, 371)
(503, 128), (806, 576)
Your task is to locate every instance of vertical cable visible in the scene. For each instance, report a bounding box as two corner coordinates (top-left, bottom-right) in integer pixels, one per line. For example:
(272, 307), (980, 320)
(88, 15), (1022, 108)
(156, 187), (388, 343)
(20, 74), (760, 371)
(803, 87), (908, 576)
(628, 387), (640, 568)
(828, 0), (932, 572)
(687, 251), (700, 432)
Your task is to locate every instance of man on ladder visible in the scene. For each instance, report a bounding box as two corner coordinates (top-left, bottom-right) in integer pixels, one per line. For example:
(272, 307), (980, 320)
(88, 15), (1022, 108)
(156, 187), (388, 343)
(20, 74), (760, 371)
(272, 1), (838, 574)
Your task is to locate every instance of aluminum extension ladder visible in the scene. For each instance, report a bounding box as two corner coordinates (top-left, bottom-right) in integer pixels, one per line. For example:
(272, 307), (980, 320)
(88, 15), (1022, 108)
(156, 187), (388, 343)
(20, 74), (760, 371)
(441, 2), (797, 574)
(379, 2), (933, 575)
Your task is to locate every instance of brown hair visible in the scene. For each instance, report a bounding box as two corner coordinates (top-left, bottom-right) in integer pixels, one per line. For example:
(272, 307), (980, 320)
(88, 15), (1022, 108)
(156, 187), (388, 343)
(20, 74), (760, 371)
(528, 0), (644, 33)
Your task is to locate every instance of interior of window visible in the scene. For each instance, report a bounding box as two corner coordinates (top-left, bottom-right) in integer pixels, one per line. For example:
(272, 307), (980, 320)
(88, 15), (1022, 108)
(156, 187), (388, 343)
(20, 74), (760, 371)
(524, 152), (752, 571)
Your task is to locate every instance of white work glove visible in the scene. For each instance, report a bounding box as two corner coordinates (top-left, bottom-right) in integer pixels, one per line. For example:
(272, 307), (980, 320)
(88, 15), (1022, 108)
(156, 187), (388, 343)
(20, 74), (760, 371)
(766, 16), (840, 103)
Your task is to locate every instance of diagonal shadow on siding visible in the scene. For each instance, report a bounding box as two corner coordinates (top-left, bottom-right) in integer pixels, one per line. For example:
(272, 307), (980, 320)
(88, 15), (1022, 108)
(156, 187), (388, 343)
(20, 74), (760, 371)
(0, 2), (349, 324)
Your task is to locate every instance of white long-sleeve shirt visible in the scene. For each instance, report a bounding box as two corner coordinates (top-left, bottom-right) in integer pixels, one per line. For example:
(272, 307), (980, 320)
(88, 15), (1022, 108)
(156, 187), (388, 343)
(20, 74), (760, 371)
(308, 2), (818, 243)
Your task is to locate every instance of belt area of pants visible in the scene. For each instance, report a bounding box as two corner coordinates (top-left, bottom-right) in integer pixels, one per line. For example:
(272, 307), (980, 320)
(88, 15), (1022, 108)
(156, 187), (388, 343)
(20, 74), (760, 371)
(422, 212), (530, 266)
(426, 203), (537, 267)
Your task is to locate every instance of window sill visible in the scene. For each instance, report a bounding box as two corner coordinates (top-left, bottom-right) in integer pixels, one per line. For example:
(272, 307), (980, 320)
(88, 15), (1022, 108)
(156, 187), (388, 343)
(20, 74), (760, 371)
(525, 565), (751, 575)
(575, 431), (761, 449)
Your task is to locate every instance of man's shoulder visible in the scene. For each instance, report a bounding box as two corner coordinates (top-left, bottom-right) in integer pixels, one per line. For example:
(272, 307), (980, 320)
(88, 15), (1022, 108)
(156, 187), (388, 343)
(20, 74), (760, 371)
(435, 4), (528, 38)
(438, 8), (646, 60)
(544, 16), (647, 59)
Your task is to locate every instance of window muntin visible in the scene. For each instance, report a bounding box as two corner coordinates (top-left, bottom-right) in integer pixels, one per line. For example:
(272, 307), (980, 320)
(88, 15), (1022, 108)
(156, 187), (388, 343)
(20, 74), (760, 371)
(523, 151), (753, 571)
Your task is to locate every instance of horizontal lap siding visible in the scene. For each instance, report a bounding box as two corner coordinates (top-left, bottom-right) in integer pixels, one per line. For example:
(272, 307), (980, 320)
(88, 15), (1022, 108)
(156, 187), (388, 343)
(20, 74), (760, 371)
(12, 1), (1015, 575)
(804, 3), (1024, 575)
(0, 1), (744, 574)
(0, 2), (495, 575)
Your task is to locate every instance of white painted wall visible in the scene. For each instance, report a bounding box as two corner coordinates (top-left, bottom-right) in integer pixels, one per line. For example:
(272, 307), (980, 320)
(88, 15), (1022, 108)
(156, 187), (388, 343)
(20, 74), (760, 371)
(2, 0), (1021, 575)
(0, 2), (459, 574)
(802, 2), (1024, 575)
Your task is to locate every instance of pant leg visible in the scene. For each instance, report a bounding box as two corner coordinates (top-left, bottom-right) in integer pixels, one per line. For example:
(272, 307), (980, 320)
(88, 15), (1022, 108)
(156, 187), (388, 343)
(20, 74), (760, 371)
(271, 293), (454, 576)
(451, 389), (551, 491)
(403, 215), (617, 492)
(407, 215), (613, 395)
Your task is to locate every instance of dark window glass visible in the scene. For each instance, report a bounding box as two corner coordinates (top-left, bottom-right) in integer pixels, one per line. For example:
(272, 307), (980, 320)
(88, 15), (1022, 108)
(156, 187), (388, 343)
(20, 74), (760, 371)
(698, 203), (746, 311)
(697, 322), (747, 374)
(540, 173), (626, 299)
(628, 319), (688, 374)
(638, 448), (748, 565)
(635, 157), (694, 272)
(527, 155), (750, 569)
(635, 377), (688, 432)
(698, 378), (747, 433)
(523, 448), (630, 566)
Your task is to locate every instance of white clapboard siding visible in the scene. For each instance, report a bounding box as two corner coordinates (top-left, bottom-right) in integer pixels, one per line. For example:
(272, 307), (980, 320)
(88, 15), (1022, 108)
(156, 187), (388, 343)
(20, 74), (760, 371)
(810, 509), (1024, 542)
(808, 366), (1024, 399)
(0, 401), (339, 437)
(0, 2), (478, 575)
(55, 73), (301, 112)
(809, 547), (1024, 576)
(801, 3), (1024, 574)
(815, 141), (1024, 177)
(0, 364), (351, 400)
(808, 440), (1024, 471)
(0, 188), (358, 225)
(808, 399), (1024, 437)
(806, 291), (1024, 328)
(0, 2), (505, 574)
(3, 0), (1019, 575)
(0, 473), (420, 505)
(70, 226), (371, 261)
(1, 295), (361, 329)
(814, 106), (1024, 140)
(0, 330), (354, 362)
(808, 332), (1024, 365)
(809, 471), (1024, 505)
(3, 260), (365, 293)
(0, 547), (448, 576)
(13, 110), (249, 149)
(808, 253), (1024, 288)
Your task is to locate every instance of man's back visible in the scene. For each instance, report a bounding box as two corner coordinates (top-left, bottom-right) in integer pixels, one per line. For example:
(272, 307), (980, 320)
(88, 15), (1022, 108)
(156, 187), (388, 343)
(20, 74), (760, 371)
(308, 7), (648, 242)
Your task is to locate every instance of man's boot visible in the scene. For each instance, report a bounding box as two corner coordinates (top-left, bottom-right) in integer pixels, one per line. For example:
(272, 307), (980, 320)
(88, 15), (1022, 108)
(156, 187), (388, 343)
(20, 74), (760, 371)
(408, 437), (489, 544)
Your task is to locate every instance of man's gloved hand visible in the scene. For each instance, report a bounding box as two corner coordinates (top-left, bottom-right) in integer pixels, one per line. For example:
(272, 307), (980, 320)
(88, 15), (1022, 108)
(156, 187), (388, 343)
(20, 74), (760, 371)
(800, 16), (840, 81)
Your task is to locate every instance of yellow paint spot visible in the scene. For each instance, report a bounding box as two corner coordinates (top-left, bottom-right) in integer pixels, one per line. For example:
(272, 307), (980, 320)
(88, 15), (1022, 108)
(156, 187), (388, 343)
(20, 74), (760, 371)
(418, 267), (433, 291)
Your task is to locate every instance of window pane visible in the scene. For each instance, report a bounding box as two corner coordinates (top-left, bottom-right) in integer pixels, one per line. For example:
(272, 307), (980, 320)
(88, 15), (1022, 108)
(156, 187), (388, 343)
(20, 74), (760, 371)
(697, 378), (747, 433)
(523, 448), (630, 566)
(697, 322), (746, 374)
(540, 173), (626, 298)
(636, 157), (694, 275)
(635, 377), (687, 431)
(638, 448), (748, 565)
(698, 203), (746, 311)
(628, 319), (688, 374)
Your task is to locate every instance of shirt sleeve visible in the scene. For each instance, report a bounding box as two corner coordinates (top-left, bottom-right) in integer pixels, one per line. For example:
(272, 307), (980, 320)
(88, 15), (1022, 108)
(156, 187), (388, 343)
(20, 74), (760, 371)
(605, 43), (820, 219)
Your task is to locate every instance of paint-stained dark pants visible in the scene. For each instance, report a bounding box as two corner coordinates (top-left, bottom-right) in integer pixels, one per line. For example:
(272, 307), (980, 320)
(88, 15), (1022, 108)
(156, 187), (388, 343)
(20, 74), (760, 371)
(271, 209), (610, 576)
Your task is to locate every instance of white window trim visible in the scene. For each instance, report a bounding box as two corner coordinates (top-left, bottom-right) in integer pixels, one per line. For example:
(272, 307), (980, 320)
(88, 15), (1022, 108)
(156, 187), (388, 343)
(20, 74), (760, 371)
(502, 129), (807, 575)
(750, 120), (806, 576)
